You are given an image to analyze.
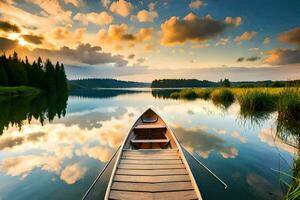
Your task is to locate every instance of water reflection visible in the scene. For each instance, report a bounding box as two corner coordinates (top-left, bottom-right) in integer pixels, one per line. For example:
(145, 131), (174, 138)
(0, 94), (68, 134)
(174, 126), (239, 159)
(69, 89), (143, 99)
(0, 90), (298, 200)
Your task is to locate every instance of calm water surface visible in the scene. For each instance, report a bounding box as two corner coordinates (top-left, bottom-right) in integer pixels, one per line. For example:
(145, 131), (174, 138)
(0, 90), (298, 200)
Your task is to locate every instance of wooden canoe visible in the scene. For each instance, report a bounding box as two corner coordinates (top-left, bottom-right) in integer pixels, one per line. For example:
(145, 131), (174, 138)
(105, 108), (202, 200)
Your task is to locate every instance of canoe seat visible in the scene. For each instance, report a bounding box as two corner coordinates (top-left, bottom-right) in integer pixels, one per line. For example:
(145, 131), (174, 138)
(142, 116), (158, 123)
(134, 124), (166, 130)
(131, 139), (170, 144)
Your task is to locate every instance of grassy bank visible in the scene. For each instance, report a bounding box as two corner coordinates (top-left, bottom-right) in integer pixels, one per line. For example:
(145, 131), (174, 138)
(169, 87), (300, 116)
(0, 86), (41, 97)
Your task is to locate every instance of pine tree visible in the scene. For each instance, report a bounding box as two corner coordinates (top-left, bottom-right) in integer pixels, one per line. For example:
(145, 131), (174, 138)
(0, 55), (8, 86)
(44, 59), (56, 93)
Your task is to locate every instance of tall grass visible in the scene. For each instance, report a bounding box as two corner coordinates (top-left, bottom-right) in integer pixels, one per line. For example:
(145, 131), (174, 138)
(238, 89), (278, 112)
(278, 89), (300, 123)
(170, 89), (197, 100)
(211, 89), (234, 108)
(285, 158), (300, 200)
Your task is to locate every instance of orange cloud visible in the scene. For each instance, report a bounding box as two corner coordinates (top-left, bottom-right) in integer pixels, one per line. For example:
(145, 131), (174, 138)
(161, 13), (240, 46)
(109, 0), (133, 17)
(264, 48), (300, 65)
(278, 27), (300, 46)
(26, 0), (72, 25)
(51, 27), (86, 42)
(132, 3), (158, 22)
(22, 33), (44, 45)
(60, 163), (87, 184)
(189, 0), (204, 9)
(224, 16), (242, 27)
(74, 11), (113, 25)
(64, 0), (82, 7)
(99, 24), (153, 44)
(0, 20), (21, 33)
(234, 31), (257, 44)
(144, 43), (154, 51)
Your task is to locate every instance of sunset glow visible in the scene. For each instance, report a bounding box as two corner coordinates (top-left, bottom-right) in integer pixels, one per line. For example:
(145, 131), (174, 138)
(0, 0), (299, 81)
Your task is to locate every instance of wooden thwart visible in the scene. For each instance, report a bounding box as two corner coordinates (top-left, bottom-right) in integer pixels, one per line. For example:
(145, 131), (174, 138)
(116, 169), (188, 176)
(131, 139), (170, 144)
(114, 175), (191, 183)
(134, 124), (166, 129)
(121, 155), (179, 160)
(111, 181), (194, 192)
(120, 159), (182, 165)
(109, 190), (198, 200)
(118, 164), (185, 170)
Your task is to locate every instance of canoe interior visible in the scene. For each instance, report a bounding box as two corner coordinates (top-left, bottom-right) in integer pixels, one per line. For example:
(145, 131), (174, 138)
(105, 108), (202, 200)
(124, 108), (177, 150)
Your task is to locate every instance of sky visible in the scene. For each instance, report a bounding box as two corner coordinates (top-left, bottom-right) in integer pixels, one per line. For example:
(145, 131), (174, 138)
(0, 0), (300, 81)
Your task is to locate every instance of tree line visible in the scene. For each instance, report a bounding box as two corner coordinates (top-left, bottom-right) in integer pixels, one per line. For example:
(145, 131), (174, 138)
(151, 79), (300, 88)
(0, 52), (68, 94)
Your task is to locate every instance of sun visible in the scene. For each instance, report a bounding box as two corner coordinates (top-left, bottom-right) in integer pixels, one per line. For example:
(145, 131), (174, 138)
(7, 33), (27, 46)
(18, 38), (26, 46)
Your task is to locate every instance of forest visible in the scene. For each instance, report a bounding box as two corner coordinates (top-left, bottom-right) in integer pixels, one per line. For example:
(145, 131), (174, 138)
(151, 79), (300, 88)
(69, 78), (150, 89)
(0, 52), (68, 94)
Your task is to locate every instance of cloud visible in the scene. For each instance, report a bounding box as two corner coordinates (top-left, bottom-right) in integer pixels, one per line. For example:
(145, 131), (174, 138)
(231, 131), (247, 143)
(144, 44), (154, 51)
(258, 128), (297, 154)
(237, 57), (244, 62)
(213, 128), (226, 135)
(224, 16), (242, 27)
(246, 56), (260, 62)
(160, 13), (240, 46)
(51, 27), (86, 41)
(0, 37), (18, 51)
(0, 20), (20, 33)
(278, 27), (300, 46)
(109, 0), (133, 17)
(131, 3), (158, 22)
(237, 56), (260, 62)
(264, 48), (300, 65)
(189, 0), (203, 9)
(99, 24), (153, 44)
(263, 37), (271, 45)
(127, 54), (135, 59)
(101, 0), (111, 8)
(60, 163), (87, 184)
(64, 0), (82, 7)
(34, 43), (129, 66)
(76, 146), (113, 162)
(22, 34), (44, 45)
(74, 11), (113, 25)
(174, 126), (238, 159)
(191, 43), (210, 48)
(216, 37), (229, 46)
(249, 47), (259, 52)
(0, 131), (47, 151)
(26, 0), (72, 25)
(0, 155), (62, 178)
(234, 31), (257, 44)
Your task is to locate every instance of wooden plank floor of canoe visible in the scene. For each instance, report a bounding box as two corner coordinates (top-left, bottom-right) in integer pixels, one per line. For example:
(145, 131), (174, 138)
(108, 149), (198, 200)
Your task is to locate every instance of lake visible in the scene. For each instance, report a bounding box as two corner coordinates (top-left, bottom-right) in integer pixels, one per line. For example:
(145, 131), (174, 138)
(0, 89), (298, 200)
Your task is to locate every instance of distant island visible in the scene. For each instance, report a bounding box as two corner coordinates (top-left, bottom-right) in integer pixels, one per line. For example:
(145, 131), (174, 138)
(69, 78), (150, 89)
(151, 79), (300, 88)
